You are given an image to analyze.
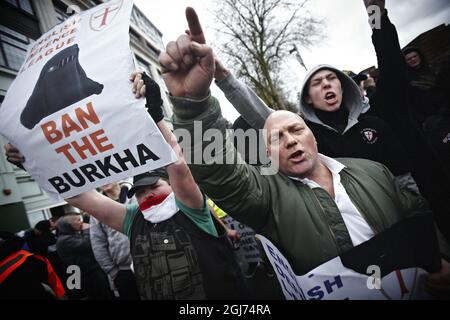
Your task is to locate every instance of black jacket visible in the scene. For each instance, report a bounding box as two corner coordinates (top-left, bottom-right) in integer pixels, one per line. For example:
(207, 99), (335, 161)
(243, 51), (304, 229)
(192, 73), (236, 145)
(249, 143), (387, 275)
(56, 219), (112, 299)
(307, 114), (410, 176)
(367, 11), (450, 242)
(0, 234), (56, 299)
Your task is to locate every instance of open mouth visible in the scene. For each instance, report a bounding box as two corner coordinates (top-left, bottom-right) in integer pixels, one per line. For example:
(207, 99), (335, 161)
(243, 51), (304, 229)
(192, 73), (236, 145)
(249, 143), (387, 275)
(325, 92), (337, 103)
(289, 150), (305, 162)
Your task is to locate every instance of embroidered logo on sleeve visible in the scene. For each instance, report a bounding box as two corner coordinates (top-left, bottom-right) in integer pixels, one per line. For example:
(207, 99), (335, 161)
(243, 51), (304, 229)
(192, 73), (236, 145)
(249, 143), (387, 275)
(361, 128), (378, 144)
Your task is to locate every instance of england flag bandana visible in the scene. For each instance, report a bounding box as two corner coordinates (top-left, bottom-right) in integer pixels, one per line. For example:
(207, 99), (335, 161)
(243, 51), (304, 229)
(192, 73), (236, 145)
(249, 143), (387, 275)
(138, 192), (179, 223)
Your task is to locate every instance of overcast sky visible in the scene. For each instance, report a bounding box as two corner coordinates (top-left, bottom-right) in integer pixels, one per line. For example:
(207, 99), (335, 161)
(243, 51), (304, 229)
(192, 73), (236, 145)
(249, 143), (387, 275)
(134, 0), (450, 122)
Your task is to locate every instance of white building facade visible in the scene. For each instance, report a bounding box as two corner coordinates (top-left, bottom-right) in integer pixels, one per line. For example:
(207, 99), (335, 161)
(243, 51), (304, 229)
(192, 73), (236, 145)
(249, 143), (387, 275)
(0, 0), (171, 232)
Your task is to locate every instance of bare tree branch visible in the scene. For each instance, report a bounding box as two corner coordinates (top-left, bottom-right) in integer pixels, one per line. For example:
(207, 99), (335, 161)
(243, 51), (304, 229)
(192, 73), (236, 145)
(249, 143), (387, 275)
(213, 0), (325, 110)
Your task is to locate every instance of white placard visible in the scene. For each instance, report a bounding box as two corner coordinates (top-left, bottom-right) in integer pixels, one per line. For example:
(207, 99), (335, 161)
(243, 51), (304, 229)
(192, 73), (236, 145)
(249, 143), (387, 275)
(258, 235), (431, 300)
(0, 0), (176, 201)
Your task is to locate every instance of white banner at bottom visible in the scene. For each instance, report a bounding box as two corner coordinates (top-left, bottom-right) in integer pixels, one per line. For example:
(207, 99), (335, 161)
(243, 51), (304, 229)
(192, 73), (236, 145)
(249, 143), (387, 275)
(258, 235), (431, 300)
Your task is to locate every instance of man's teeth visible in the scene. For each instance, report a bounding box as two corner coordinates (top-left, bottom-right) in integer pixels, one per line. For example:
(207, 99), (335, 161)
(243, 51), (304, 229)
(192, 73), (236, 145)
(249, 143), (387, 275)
(292, 151), (303, 158)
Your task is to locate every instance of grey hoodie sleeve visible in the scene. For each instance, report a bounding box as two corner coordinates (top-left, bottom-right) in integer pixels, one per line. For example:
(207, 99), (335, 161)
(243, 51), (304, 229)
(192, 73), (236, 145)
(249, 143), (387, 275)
(171, 95), (272, 231)
(215, 73), (273, 129)
(89, 216), (119, 280)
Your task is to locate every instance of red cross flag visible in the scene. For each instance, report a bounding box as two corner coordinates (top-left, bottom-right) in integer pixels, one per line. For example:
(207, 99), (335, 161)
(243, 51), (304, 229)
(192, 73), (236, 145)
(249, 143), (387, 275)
(0, 0), (176, 200)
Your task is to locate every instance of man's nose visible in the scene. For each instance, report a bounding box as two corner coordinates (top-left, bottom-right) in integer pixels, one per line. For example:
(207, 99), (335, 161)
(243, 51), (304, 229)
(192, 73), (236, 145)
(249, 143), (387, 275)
(322, 79), (331, 88)
(285, 133), (297, 148)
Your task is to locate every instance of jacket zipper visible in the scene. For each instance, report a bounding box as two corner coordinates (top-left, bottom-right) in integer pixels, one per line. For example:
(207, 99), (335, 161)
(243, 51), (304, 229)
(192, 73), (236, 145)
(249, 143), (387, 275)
(310, 189), (341, 253)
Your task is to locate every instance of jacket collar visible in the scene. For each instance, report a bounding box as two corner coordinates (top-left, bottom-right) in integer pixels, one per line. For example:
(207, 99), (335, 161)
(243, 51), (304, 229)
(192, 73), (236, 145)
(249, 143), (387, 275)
(288, 154), (346, 187)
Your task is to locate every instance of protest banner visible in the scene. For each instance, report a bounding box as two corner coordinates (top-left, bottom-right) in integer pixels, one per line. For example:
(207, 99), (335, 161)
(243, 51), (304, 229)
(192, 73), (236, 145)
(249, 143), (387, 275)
(259, 235), (431, 300)
(258, 215), (440, 300)
(223, 215), (263, 264)
(0, 0), (176, 200)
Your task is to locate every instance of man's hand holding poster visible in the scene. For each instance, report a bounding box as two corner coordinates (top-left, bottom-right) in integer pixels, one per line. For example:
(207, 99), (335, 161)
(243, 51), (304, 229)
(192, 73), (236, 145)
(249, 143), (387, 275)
(0, 0), (176, 200)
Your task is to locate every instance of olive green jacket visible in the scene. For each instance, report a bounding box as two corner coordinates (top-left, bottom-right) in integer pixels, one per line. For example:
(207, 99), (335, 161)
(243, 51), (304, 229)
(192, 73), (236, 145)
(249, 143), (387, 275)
(171, 95), (429, 275)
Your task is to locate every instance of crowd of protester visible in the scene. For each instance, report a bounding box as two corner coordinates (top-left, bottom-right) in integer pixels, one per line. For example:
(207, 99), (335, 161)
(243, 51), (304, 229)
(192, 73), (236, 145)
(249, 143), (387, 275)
(1, 0), (449, 299)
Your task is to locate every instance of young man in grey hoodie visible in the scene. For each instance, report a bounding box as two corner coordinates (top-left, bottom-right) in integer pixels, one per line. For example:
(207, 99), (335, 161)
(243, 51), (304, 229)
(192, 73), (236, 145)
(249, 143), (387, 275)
(212, 2), (417, 194)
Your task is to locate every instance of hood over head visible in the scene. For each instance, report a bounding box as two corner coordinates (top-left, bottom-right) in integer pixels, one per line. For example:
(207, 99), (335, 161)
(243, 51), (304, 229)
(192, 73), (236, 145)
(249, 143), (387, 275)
(299, 64), (365, 133)
(402, 47), (428, 67)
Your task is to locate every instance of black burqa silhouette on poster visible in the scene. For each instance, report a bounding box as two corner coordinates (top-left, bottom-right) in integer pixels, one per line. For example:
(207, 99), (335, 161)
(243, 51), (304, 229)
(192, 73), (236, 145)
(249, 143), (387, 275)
(20, 44), (104, 129)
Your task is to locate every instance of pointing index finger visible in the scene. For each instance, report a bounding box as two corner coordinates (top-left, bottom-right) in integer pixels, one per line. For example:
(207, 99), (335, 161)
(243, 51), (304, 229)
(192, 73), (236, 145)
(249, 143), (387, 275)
(186, 7), (206, 44)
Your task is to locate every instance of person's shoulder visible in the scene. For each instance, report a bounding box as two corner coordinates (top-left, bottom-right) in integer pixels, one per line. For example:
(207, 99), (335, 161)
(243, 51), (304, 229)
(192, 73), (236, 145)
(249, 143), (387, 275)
(304, 119), (323, 130)
(338, 158), (396, 189)
(337, 157), (386, 173)
(357, 114), (390, 127)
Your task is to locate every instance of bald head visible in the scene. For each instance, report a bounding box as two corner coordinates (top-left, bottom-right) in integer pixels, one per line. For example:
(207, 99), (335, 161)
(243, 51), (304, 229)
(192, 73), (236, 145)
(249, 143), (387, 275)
(264, 111), (306, 145)
(263, 110), (319, 178)
(264, 110), (304, 126)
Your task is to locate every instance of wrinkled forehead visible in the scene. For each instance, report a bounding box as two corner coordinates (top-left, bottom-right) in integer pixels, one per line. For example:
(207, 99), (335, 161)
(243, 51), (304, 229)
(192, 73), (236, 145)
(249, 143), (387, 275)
(265, 112), (305, 131)
(309, 68), (338, 82)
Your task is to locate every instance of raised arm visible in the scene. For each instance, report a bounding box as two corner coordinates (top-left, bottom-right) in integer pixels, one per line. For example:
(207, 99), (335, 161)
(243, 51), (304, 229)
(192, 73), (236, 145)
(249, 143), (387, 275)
(157, 19), (272, 231)
(363, 0), (408, 118)
(66, 190), (126, 232)
(156, 119), (204, 209)
(184, 7), (272, 130)
(4, 143), (127, 231)
(130, 71), (203, 209)
(214, 58), (273, 129)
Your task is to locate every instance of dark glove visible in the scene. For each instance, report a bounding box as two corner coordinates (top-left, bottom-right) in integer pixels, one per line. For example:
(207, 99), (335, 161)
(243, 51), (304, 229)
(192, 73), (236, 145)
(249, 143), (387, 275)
(141, 72), (164, 123)
(6, 157), (25, 170)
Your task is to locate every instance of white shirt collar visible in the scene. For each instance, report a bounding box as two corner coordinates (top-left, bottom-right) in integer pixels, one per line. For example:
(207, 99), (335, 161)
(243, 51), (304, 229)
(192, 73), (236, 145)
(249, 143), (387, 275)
(317, 154), (345, 175)
(289, 155), (374, 246)
(289, 154), (345, 186)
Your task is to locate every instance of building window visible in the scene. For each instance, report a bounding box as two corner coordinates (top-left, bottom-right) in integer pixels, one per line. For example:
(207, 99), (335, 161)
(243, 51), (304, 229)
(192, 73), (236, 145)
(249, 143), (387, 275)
(136, 56), (151, 75)
(130, 27), (141, 45)
(5, 0), (35, 16)
(0, 24), (32, 71)
(0, 49), (5, 67)
(130, 7), (164, 50)
(145, 42), (160, 61)
(27, 208), (53, 229)
(52, 0), (76, 23)
(18, 0), (34, 15)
